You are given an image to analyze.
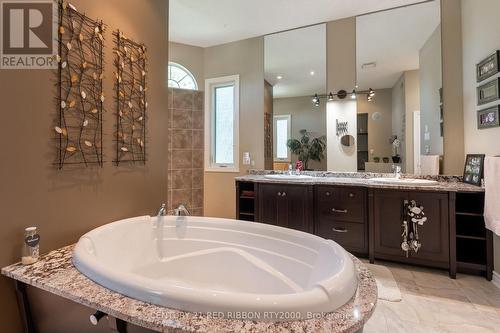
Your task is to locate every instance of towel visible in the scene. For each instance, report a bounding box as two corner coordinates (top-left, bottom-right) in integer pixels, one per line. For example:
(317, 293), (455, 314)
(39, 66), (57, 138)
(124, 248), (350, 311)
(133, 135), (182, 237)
(484, 156), (500, 236)
(420, 155), (440, 175)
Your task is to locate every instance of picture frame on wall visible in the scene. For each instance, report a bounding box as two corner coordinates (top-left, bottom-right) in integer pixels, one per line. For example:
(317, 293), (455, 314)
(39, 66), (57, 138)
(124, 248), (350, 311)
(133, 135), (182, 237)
(477, 105), (500, 129)
(476, 50), (500, 82)
(477, 78), (500, 105)
(463, 154), (485, 186)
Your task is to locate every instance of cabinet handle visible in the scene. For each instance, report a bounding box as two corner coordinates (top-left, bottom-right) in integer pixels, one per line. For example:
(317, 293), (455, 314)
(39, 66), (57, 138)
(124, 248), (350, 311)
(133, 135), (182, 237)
(325, 191), (331, 196)
(277, 192), (282, 196)
(332, 227), (348, 233)
(282, 192), (286, 197)
(332, 208), (348, 213)
(349, 193), (355, 198)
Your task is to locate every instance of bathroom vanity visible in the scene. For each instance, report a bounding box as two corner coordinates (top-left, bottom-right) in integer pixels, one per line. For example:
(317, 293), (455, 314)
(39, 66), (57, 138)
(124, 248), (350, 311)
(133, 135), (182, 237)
(236, 172), (494, 280)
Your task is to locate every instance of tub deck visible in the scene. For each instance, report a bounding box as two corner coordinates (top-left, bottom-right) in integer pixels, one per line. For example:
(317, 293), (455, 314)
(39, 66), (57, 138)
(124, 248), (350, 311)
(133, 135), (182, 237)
(2, 245), (377, 333)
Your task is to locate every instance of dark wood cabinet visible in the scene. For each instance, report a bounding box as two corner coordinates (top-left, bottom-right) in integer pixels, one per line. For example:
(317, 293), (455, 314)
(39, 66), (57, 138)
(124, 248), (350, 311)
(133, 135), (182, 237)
(315, 186), (367, 255)
(370, 189), (449, 269)
(257, 183), (313, 233)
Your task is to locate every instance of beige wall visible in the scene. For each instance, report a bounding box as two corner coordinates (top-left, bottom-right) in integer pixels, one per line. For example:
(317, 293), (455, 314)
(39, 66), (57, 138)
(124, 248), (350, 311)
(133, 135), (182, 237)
(169, 42), (204, 91)
(273, 96), (327, 170)
(357, 89), (393, 162)
(461, 0), (500, 272)
(326, 17), (357, 172)
(441, 0), (465, 174)
(203, 37), (264, 218)
(0, 1), (169, 331)
(420, 25), (443, 156)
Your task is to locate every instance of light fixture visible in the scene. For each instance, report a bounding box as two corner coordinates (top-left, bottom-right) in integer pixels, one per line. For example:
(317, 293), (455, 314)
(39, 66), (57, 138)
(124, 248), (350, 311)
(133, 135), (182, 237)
(310, 71), (315, 76)
(276, 75), (283, 80)
(311, 88), (376, 106)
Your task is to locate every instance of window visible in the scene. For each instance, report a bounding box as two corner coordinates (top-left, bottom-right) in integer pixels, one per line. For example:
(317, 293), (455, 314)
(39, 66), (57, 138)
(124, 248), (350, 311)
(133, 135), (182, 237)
(273, 115), (291, 161)
(167, 62), (198, 90)
(205, 75), (239, 172)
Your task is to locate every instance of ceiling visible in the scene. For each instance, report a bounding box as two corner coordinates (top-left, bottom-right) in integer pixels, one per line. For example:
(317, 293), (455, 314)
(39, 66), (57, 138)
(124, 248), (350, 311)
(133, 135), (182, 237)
(356, 0), (441, 90)
(265, 25), (326, 99)
(170, 0), (426, 48)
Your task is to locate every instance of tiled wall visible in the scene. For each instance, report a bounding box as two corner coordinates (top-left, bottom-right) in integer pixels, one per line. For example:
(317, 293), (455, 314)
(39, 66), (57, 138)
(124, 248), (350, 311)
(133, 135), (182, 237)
(167, 88), (204, 216)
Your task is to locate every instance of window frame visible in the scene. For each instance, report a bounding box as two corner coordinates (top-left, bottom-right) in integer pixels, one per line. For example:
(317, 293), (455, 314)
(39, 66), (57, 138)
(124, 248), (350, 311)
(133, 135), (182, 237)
(273, 114), (292, 162)
(167, 61), (198, 90)
(204, 75), (240, 173)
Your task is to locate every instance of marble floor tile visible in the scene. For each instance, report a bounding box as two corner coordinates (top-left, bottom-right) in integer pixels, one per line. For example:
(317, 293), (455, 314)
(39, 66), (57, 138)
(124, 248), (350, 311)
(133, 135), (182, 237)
(363, 259), (500, 333)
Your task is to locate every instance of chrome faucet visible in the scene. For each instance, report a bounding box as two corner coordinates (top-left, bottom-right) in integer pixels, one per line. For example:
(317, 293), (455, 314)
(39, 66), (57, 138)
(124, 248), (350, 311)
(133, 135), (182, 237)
(393, 165), (402, 179)
(157, 203), (167, 216)
(173, 204), (190, 216)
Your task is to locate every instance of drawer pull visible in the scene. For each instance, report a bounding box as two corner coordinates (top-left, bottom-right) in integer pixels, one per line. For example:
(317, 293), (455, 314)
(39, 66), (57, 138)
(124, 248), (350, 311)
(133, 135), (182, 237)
(349, 193), (355, 198)
(282, 192), (286, 197)
(332, 227), (348, 233)
(325, 191), (331, 196)
(332, 208), (348, 213)
(277, 192), (281, 196)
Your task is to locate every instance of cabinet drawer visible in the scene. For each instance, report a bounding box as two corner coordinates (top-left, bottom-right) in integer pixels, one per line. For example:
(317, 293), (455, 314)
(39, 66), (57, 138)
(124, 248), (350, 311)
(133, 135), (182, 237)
(317, 221), (366, 253)
(316, 186), (366, 223)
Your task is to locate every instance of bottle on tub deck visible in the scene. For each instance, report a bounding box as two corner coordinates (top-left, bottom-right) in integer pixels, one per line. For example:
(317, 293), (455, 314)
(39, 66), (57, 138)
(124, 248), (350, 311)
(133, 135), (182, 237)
(22, 227), (40, 265)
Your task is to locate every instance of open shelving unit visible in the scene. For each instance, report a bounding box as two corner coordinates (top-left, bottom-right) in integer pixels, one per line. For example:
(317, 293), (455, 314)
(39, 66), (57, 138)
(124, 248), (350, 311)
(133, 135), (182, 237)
(451, 191), (493, 280)
(236, 181), (256, 221)
(357, 113), (368, 171)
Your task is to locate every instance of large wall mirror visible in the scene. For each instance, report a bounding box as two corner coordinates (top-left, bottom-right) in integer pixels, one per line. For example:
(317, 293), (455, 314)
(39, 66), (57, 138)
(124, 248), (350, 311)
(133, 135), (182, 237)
(356, 0), (443, 174)
(265, 24), (327, 171)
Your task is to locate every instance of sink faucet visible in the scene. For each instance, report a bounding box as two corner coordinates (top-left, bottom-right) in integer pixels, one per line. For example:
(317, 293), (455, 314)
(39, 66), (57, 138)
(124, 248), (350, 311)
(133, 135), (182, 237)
(157, 203), (167, 216)
(173, 204), (190, 216)
(393, 165), (402, 179)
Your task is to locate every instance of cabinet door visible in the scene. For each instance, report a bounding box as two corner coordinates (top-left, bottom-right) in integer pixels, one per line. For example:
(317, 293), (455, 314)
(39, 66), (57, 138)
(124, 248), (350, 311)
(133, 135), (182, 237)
(280, 185), (311, 233)
(409, 192), (449, 264)
(257, 184), (281, 226)
(372, 190), (408, 259)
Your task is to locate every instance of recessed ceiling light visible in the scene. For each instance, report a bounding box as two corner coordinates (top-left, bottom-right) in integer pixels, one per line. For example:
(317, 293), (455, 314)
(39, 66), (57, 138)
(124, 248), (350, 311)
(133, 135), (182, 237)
(276, 75), (283, 80)
(310, 71), (315, 76)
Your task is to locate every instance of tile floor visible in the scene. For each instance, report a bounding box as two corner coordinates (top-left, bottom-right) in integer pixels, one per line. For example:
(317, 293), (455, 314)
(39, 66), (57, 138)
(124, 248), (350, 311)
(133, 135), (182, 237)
(363, 260), (500, 332)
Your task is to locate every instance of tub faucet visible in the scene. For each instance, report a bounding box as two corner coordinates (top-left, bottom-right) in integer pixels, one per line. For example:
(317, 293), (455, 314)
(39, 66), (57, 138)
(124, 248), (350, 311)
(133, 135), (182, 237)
(157, 203), (167, 217)
(174, 204), (190, 216)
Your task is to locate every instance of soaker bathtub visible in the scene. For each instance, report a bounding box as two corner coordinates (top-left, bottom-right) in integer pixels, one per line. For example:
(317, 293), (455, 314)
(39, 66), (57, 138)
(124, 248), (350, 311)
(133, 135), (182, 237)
(73, 215), (358, 321)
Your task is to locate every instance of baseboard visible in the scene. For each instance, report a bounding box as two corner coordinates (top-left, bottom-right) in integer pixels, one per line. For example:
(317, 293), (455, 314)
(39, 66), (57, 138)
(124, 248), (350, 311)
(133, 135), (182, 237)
(493, 271), (500, 290)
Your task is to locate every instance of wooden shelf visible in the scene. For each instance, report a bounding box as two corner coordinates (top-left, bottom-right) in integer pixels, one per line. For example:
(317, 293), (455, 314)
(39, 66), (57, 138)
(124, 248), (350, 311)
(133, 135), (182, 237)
(239, 212), (255, 217)
(239, 196), (255, 200)
(457, 261), (486, 271)
(456, 234), (486, 241)
(456, 212), (483, 217)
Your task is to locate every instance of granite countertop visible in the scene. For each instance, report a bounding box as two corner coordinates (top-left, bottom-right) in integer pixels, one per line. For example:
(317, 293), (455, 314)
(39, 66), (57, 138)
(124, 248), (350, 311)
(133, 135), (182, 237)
(2, 245), (377, 333)
(236, 171), (484, 193)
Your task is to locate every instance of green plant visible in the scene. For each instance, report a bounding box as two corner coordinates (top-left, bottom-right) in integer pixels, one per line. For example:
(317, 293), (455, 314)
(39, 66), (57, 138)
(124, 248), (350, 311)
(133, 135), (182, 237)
(286, 129), (326, 170)
(373, 157), (380, 163)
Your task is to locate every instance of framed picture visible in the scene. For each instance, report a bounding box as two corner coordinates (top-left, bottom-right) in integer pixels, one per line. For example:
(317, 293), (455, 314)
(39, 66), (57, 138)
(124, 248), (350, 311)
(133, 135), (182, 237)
(463, 154), (485, 186)
(477, 78), (500, 105)
(476, 51), (500, 82)
(477, 105), (500, 129)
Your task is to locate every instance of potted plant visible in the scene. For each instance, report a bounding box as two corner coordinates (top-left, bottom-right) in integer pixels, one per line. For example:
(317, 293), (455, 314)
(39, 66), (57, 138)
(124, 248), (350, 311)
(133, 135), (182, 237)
(287, 129), (326, 170)
(373, 157), (380, 163)
(383, 157), (390, 163)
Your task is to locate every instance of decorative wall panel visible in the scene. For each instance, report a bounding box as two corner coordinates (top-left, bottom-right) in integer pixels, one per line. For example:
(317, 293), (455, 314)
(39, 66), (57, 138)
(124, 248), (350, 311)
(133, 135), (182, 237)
(113, 30), (148, 165)
(55, 1), (105, 169)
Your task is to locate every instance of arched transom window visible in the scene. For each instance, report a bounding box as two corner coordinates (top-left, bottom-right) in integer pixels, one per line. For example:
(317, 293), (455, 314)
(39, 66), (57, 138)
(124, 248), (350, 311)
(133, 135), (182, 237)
(168, 62), (198, 90)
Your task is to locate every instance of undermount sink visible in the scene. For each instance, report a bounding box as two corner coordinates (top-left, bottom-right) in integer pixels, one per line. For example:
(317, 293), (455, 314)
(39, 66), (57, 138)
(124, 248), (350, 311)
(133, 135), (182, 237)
(369, 177), (438, 186)
(264, 174), (314, 180)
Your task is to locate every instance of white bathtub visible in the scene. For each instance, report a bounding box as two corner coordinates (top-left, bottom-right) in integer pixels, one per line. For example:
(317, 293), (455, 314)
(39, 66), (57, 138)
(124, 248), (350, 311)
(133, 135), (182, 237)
(73, 216), (358, 321)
